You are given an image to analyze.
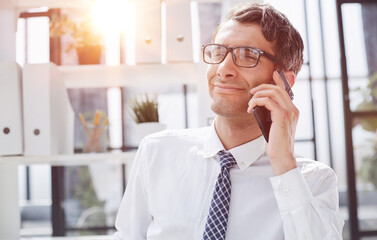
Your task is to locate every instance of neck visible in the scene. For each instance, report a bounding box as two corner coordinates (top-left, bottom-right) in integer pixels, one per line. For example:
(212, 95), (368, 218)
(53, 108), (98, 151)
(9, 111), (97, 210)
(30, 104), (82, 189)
(214, 115), (262, 150)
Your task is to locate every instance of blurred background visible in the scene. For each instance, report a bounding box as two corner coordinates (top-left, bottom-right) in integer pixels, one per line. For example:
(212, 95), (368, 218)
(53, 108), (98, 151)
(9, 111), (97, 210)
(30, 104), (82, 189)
(0, 0), (376, 239)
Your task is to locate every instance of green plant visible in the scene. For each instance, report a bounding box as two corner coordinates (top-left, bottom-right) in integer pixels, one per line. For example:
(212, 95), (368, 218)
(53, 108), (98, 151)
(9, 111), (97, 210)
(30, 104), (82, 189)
(49, 12), (104, 52)
(128, 94), (159, 123)
(73, 167), (104, 210)
(356, 72), (377, 130)
(356, 72), (377, 189)
(358, 137), (377, 189)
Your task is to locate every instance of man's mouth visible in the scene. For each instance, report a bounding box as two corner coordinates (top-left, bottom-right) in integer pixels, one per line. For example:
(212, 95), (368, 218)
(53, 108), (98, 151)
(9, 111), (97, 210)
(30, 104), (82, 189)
(213, 83), (245, 93)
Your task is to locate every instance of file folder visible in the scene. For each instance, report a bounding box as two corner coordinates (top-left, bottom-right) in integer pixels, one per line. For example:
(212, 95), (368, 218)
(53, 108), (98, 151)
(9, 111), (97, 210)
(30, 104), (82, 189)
(135, 0), (161, 63)
(165, 0), (193, 62)
(0, 61), (23, 156)
(23, 62), (74, 155)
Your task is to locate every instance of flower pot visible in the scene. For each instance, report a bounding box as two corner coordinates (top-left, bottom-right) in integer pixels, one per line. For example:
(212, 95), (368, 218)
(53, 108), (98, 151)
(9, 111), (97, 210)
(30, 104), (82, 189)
(136, 122), (166, 144)
(76, 46), (102, 65)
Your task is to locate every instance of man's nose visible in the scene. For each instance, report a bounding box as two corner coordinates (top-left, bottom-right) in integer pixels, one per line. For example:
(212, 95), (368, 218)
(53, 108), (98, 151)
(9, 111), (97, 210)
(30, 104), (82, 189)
(216, 52), (237, 79)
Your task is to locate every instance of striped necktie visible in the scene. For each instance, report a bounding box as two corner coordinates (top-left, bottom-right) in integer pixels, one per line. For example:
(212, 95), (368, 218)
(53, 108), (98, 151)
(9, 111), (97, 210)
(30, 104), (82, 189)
(203, 150), (237, 240)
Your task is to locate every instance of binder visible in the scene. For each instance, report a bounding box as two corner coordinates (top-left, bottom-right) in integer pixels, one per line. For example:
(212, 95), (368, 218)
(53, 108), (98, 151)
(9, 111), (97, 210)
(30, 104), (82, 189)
(23, 62), (74, 155)
(165, 0), (194, 62)
(135, 0), (161, 63)
(0, 61), (23, 156)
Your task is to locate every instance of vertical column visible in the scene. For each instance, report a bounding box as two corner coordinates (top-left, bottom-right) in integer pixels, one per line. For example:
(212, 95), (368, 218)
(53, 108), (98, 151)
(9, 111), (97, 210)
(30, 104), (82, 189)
(0, 1), (19, 238)
(0, 163), (20, 240)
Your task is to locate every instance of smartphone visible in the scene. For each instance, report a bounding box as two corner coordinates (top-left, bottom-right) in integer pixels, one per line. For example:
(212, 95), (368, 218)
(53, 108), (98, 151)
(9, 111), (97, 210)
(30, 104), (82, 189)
(252, 70), (294, 142)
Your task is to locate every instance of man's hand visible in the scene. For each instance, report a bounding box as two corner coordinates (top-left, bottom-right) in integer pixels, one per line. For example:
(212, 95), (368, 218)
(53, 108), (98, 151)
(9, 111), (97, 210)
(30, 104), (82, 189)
(247, 71), (299, 175)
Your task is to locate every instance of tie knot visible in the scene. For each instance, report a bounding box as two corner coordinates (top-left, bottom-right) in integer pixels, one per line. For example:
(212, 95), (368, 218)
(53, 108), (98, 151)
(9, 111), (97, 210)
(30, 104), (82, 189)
(218, 150), (237, 170)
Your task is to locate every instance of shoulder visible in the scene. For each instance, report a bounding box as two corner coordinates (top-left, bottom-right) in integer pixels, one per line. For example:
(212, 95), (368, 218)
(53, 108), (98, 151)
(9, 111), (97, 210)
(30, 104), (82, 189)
(135, 127), (210, 174)
(137, 127), (210, 156)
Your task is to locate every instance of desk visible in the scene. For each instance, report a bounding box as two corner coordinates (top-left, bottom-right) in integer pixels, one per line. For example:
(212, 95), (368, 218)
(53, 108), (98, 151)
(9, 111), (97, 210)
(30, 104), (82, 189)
(0, 151), (136, 239)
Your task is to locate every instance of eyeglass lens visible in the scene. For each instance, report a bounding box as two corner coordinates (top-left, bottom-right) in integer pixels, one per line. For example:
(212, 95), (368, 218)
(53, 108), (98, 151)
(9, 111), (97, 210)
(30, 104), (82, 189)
(204, 44), (260, 67)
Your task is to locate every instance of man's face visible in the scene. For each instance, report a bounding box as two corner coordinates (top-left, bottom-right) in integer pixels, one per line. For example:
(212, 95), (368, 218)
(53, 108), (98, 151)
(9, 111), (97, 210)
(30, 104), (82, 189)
(207, 20), (276, 118)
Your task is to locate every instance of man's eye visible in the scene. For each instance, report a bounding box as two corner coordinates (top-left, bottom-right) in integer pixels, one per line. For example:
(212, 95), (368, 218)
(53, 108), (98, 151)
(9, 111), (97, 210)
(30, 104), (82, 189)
(245, 54), (257, 60)
(240, 53), (257, 60)
(212, 52), (224, 59)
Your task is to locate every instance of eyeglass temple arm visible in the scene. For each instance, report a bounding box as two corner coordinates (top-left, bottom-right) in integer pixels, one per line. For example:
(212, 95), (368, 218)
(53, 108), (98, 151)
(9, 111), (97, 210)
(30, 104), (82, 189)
(262, 51), (284, 69)
(262, 51), (294, 99)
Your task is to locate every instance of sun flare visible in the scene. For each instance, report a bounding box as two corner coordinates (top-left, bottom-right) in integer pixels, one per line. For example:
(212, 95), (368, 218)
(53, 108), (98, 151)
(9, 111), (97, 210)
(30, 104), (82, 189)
(91, 0), (130, 34)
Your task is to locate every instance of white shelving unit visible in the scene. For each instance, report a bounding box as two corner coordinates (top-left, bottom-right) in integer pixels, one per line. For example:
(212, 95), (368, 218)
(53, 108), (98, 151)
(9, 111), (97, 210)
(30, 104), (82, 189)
(0, 150), (137, 240)
(61, 63), (205, 89)
(0, 0), (210, 238)
(20, 235), (114, 240)
(0, 57), (207, 240)
(0, 151), (137, 166)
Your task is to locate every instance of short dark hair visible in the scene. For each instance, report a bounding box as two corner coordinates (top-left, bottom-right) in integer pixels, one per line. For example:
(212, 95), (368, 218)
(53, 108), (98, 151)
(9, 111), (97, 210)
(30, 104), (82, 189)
(213, 2), (304, 75)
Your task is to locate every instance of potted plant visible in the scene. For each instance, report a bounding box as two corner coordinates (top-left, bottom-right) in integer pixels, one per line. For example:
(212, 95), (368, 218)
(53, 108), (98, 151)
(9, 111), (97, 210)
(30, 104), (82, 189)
(49, 12), (104, 64)
(356, 72), (377, 189)
(128, 94), (166, 143)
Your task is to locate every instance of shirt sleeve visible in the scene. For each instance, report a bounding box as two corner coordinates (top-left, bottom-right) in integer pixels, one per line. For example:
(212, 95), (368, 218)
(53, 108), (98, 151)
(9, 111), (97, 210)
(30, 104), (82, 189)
(114, 140), (152, 240)
(269, 166), (344, 240)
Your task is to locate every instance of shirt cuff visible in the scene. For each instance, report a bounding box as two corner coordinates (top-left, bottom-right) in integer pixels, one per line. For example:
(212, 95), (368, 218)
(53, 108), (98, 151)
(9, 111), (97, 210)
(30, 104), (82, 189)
(269, 167), (313, 212)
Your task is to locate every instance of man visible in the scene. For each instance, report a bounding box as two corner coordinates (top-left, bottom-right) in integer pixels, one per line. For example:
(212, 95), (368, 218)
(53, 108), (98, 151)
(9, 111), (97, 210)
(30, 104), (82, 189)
(114, 2), (344, 239)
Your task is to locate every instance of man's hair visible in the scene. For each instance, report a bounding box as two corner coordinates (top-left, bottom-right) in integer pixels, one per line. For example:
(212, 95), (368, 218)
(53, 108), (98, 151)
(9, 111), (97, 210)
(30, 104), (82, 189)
(213, 2), (304, 75)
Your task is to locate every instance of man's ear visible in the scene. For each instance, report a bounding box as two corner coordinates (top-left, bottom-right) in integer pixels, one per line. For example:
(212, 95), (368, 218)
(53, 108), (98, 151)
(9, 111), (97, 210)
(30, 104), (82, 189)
(284, 71), (296, 87)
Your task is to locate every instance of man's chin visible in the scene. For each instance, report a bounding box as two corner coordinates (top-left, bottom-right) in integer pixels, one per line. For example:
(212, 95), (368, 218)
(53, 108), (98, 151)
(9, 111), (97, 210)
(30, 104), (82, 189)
(210, 103), (249, 118)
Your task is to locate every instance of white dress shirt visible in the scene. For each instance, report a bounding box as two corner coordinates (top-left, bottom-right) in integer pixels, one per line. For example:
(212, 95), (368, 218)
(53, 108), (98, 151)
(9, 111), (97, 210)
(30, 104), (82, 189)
(114, 124), (344, 240)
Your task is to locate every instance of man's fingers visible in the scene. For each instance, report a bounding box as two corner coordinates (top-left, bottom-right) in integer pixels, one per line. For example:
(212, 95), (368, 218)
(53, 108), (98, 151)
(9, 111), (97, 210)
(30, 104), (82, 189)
(249, 89), (286, 106)
(247, 96), (279, 113)
(248, 88), (293, 112)
(247, 90), (299, 121)
(250, 83), (287, 98)
(272, 70), (284, 88)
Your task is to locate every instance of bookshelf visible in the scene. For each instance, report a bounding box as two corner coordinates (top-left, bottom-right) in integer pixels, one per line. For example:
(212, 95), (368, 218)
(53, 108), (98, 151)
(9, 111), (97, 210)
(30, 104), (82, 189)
(0, 151), (136, 166)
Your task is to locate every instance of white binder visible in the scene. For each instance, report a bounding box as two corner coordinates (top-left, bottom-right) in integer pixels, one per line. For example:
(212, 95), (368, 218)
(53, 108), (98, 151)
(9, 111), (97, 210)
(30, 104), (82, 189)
(0, 61), (23, 156)
(165, 0), (194, 62)
(135, 0), (161, 63)
(23, 62), (74, 155)
(0, 1), (16, 62)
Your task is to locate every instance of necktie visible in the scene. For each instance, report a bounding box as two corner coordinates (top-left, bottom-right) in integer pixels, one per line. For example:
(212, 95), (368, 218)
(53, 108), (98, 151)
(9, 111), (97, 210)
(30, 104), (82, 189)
(203, 150), (237, 240)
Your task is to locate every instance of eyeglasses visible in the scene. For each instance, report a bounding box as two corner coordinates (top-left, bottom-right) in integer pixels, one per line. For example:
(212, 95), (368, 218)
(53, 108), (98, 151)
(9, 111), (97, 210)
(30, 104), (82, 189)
(202, 43), (281, 68)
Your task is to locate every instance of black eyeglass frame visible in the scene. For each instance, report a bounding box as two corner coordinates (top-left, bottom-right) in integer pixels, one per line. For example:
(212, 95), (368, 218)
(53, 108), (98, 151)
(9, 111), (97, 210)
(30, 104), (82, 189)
(202, 43), (283, 69)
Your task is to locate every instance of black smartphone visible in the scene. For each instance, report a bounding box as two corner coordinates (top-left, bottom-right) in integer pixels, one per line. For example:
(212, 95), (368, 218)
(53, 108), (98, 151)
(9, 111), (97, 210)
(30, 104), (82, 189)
(252, 70), (294, 142)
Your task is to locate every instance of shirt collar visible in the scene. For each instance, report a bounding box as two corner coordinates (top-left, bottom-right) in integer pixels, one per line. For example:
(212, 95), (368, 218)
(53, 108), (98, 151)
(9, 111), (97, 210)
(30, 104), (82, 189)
(203, 119), (267, 171)
(203, 120), (224, 158)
